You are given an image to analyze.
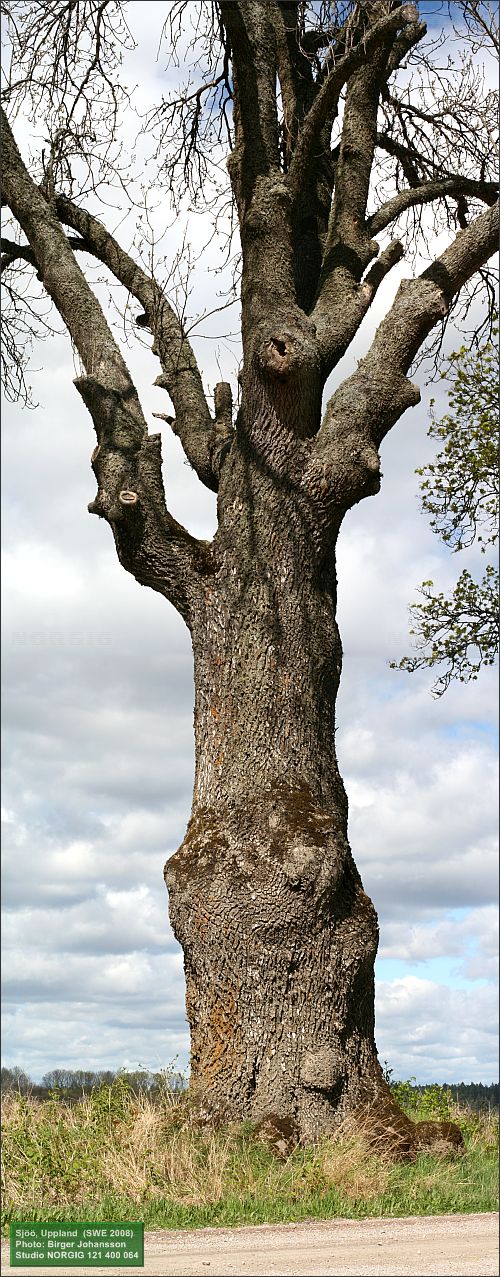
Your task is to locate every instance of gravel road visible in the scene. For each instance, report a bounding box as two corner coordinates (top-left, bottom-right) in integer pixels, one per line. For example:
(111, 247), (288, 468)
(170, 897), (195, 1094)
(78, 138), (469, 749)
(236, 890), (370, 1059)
(2, 1212), (498, 1276)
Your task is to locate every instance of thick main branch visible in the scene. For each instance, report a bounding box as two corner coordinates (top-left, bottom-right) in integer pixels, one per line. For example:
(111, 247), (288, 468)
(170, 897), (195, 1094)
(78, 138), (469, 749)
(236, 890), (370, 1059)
(0, 107), (209, 626)
(309, 5), (425, 370)
(221, 0), (280, 198)
(303, 201), (499, 514)
(222, 1), (297, 342)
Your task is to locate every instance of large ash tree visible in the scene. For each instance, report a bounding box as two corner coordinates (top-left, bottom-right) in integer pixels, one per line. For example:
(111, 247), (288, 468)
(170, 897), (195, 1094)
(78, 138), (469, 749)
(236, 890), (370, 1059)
(1, 1), (498, 1147)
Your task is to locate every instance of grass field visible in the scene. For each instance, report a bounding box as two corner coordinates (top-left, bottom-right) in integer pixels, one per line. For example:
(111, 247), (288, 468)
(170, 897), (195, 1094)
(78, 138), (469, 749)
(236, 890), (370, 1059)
(2, 1077), (498, 1233)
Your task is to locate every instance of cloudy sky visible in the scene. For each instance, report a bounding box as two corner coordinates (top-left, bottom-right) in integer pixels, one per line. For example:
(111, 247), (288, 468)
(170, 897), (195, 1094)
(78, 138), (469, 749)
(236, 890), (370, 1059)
(1, 1), (498, 1087)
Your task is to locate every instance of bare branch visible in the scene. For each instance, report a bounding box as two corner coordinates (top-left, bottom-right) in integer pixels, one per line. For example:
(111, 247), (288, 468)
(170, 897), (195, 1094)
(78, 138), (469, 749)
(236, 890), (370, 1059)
(375, 129), (424, 188)
(96, 430), (214, 628)
(286, 4), (421, 202)
(1, 237), (38, 272)
(1, 109), (138, 402)
(1, 233), (93, 274)
(52, 192), (233, 491)
(270, 2), (335, 311)
(0, 261), (60, 407)
(457, 0), (499, 56)
(0, 106), (211, 627)
(370, 170), (498, 238)
(219, 0), (300, 341)
(366, 201), (498, 435)
(385, 16), (428, 77)
(220, 0), (281, 202)
(310, 235), (404, 373)
(271, 1), (316, 168)
(306, 6), (427, 369)
(361, 237), (405, 299)
(1, 0), (134, 204)
(145, 1), (233, 205)
(303, 200), (499, 512)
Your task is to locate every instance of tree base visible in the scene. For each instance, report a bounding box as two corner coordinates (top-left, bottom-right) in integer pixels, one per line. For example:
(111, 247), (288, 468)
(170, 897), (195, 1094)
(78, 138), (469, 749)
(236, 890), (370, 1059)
(165, 787), (383, 1143)
(182, 1085), (465, 1163)
(248, 1099), (465, 1163)
(166, 789), (465, 1160)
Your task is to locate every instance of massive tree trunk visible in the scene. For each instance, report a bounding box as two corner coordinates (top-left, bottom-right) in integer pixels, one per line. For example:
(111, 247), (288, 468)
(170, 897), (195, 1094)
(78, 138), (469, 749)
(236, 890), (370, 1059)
(166, 769), (380, 1141)
(166, 348), (383, 1140)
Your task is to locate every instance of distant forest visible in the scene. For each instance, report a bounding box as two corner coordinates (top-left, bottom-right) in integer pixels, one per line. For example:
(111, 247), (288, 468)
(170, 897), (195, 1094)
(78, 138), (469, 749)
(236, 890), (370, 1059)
(1, 1066), (498, 1112)
(0, 1066), (186, 1100)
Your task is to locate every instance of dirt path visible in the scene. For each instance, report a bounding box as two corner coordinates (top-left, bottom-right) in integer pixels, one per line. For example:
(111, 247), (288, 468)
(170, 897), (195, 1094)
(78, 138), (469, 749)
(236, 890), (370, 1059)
(2, 1212), (498, 1276)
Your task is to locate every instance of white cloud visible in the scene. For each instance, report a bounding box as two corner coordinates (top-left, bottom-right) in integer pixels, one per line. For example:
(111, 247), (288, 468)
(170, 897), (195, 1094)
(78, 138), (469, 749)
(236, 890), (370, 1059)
(2, 543), (86, 602)
(377, 906), (499, 994)
(1, 885), (170, 956)
(375, 978), (498, 1083)
(379, 906), (498, 968)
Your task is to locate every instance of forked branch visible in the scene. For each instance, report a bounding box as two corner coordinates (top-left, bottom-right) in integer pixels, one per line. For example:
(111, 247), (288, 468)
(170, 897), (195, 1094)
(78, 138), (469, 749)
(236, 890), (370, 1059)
(0, 107), (212, 627)
(286, 4), (420, 203)
(53, 193), (233, 491)
(303, 201), (499, 512)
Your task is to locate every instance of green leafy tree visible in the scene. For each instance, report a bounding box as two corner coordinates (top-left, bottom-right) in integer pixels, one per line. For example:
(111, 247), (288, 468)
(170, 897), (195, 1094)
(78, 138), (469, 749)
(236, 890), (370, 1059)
(393, 331), (499, 695)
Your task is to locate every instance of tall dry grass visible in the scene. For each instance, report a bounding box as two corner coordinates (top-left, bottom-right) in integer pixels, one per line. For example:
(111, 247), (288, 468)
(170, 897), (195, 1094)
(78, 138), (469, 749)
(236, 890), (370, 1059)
(2, 1080), (498, 1231)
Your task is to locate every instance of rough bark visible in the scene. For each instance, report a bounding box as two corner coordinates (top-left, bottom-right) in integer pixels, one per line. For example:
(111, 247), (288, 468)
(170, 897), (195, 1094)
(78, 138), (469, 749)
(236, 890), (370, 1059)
(164, 190), (497, 1139)
(165, 353), (383, 1140)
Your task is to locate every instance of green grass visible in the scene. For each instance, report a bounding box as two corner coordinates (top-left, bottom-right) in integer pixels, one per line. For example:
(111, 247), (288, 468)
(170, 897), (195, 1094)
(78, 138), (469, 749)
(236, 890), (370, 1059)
(2, 1078), (498, 1234)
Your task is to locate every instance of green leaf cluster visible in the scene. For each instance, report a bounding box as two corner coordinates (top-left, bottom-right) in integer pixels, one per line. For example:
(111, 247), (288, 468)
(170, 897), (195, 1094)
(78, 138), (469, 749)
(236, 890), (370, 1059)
(391, 1077), (454, 1121)
(392, 325), (499, 696)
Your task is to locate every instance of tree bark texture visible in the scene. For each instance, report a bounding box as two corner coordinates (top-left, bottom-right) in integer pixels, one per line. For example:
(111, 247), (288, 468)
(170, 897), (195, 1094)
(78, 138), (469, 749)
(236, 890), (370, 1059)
(165, 346), (383, 1141)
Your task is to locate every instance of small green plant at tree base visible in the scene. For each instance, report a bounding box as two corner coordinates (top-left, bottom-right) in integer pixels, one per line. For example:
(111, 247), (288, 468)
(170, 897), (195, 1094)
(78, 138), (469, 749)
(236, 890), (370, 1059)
(389, 1078), (454, 1122)
(414, 1085), (454, 1122)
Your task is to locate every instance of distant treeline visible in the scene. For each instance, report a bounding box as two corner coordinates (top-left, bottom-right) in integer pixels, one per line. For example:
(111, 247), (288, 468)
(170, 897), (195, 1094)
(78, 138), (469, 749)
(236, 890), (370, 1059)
(0, 1066), (187, 1101)
(1, 1067), (498, 1111)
